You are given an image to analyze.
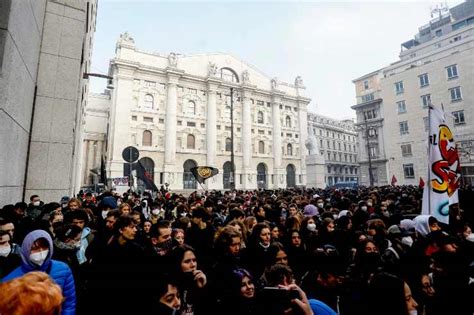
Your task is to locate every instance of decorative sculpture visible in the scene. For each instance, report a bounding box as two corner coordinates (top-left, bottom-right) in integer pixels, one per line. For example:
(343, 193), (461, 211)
(305, 135), (320, 155)
(242, 70), (250, 84)
(271, 77), (278, 89)
(295, 76), (304, 88)
(119, 31), (134, 43)
(208, 62), (218, 77)
(168, 52), (178, 68)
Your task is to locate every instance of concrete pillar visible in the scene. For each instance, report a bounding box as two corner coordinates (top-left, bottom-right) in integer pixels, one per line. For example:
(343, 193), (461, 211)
(86, 140), (95, 185)
(164, 77), (178, 165)
(241, 89), (252, 169)
(206, 81), (219, 189)
(272, 99), (282, 169)
(298, 102), (308, 185)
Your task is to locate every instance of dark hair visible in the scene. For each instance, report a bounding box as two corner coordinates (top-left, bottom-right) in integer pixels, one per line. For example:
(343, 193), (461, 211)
(249, 222), (270, 246)
(264, 264), (294, 287)
(106, 209), (121, 219)
(229, 268), (253, 296)
(150, 220), (171, 238)
(367, 272), (409, 315)
(214, 226), (241, 256)
(169, 245), (196, 275)
(114, 215), (136, 236)
(65, 209), (89, 224)
(266, 242), (287, 267)
(54, 224), (82, 242)
(29, 195), (39, 202)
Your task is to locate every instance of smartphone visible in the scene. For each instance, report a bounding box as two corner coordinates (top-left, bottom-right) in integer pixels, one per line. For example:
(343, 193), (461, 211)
(260, 287), (300, 312)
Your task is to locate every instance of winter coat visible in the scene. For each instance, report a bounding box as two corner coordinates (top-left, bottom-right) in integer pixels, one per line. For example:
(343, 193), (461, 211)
(2, 230), (76, 315)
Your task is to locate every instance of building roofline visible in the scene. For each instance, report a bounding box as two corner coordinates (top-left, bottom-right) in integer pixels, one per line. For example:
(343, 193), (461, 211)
(352, 69), (384, 83)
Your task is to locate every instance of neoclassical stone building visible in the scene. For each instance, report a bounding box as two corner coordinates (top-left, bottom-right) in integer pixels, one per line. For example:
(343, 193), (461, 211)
(105, 33), (311, 191)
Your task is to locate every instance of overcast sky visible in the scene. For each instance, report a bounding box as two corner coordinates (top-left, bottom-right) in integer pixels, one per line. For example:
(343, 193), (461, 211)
(90, 0), (464, 119)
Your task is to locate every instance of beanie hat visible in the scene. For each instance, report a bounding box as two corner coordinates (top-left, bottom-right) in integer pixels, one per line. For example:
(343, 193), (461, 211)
(100, 196), (117, 210)
(303, 204), (319, 217)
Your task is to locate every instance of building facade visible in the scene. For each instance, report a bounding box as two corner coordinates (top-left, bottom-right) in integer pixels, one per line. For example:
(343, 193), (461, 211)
(106, 33), (311, 191)
(352, 71), (389, 186)
(307, 113), (359, 186)
(80, 92), (110, 187)
(0, 0), (97, 205)
(353, 0), (474, 185)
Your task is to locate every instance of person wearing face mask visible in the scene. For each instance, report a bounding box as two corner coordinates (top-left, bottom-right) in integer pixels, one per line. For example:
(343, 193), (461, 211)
(26, 194), (44, 221)
(0, 230), (21, 279)
(52, 224), (82, 283)
(2, 229), (76, 315)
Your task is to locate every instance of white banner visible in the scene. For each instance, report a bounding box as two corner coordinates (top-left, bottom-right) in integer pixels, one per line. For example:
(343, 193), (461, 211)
(421, 106), (461, 224)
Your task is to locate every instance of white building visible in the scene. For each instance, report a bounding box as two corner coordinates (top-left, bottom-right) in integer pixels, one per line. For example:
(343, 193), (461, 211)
(353, 0), (474, 185)
(105, 33), (311, 191)
(307, 114), (359, 186)
(0, 0), (97, 205)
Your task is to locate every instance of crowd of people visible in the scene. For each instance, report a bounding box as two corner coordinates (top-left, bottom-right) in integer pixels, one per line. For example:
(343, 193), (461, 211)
(0, 185), (473, 315)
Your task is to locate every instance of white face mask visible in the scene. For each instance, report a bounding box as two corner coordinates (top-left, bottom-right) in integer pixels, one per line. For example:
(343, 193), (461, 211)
(101, 210), (109, 219)
(408, 310), (418, 315)
(307, 223), (317, 232)
(466, 233), (474, 242)
(401, 236), (414, 247)
(361, 206), (367, 212)
(0, 245), (11, 257)
(33, 201), (40, 207)
(332, 214), (338, 220)
(30, 249), (49, 266)
(317, 203), (324, 208)
(151, 209), (160, 216)
(366, 202), (373, 207)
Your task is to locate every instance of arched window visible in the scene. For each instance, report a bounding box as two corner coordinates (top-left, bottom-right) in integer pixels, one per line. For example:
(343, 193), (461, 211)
(220, 67), (239, 83)
(257, 111), (264, 124)
(285, 116), (291, 128)
(187, 134), (195, 149)
(144, 94), (154, 109)
(225, 138), (232, 152)
(142, 130), (152, 146)
(258, 141), (265, 154)
(287, 143), (293, 156)
(187, 100), (196, 115)
(224, 106), (231, 119)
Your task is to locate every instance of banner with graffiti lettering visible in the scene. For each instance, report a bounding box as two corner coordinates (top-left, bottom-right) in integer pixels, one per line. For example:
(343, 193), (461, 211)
(422, 105), (461, 224)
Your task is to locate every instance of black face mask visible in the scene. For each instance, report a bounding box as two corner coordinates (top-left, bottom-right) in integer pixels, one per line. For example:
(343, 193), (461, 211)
(154, 302), (177, 315)
(361, 252), (381, 267)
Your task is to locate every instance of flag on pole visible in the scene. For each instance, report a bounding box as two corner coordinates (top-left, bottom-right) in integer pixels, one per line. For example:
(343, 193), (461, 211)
(136, 160), (158, 191)
(190, 166), (219, 184)
(419, 177), (425, 189)
(422, 105), (461, 224)
(391, 175), (397, 186)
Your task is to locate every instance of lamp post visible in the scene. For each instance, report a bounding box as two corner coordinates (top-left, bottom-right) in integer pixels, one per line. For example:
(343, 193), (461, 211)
(230, 87), (236, 190)
(364, 118), (374, 186)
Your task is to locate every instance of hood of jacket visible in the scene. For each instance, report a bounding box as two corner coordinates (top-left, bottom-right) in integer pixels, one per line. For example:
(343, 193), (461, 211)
(20, 229), (53, 272)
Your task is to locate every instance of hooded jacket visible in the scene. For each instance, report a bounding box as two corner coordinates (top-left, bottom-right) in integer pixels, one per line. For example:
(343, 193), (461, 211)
(2, 230), (76, 315)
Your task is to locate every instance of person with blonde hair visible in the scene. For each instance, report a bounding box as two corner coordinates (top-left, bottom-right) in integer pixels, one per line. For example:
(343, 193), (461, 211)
(0, 271), (63, 315)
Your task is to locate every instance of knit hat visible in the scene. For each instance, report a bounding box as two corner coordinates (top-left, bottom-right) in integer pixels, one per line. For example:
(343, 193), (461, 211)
(303, 204), (319, 217)
(100, 196), (117, 210)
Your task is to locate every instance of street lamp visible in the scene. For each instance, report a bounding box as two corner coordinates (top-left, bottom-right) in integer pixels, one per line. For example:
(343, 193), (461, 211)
(364, 118), (374, 187)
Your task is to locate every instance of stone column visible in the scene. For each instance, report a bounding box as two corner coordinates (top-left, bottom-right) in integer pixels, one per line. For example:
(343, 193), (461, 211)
(241, 88), (253, 189)
(86, 140), (95, 185)
(298, 102), (308, 185)
(164, 76), (178, 165)
(272, 98), (282, 170)
(206, 80), (219, 189)
(164, 72), (180, 188)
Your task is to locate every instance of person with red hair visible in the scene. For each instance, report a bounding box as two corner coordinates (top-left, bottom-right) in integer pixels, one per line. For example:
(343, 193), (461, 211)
(0, 271), (63, 315)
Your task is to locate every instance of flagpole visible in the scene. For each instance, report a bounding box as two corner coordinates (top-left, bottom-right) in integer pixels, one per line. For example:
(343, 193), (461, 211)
(427, 104), (432, 216)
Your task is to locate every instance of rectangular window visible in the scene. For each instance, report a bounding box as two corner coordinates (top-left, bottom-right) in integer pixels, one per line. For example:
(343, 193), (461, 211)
(187, 122), (196, 127)
(419, 73), (429, 87)
(446, 64), (458, 79)
(399, 121), (409, 135)
(225, 126), (232, 131)
(131, 116), (137, 121)
(395, 81), (404, 94)
(200, 123), (205, 128)
(403, 164), (415, 178)
(401, 144), (412, 156)
(363, 80), (369, 90)
(258, 130), (265, 135)
(177, 120), (182, 126)
(397, 100), (407, 114)
(449, 86), (462, 102)
(159, 118), (164, 123)
(143, 117), (153, 122)
(361, 93), (375, 103)
(435, 29), (442, 37)
(452, 110), (465, 125)
(216, 125), (221, 130)
(421, 94), (431, 108)
(145, 81), (156, 87)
